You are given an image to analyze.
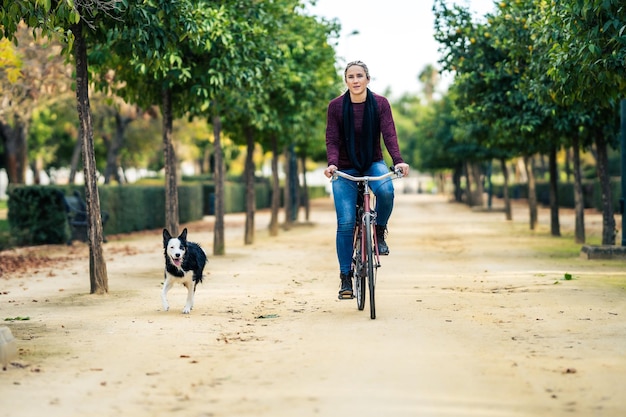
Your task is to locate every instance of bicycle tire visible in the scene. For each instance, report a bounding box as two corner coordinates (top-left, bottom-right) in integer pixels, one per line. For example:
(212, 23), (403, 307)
(364, 212), (376, 319)
(353, 222), (366, 310)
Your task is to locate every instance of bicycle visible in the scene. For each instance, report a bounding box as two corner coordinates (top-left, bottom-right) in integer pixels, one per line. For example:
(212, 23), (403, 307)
(332, 167), (403, 319)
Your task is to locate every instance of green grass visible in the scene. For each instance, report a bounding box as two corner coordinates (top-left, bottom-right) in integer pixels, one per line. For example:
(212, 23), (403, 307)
(600, 275), (626, 290)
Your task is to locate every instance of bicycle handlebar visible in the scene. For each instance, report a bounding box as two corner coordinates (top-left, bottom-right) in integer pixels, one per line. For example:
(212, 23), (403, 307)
(331, 168), (403, 182)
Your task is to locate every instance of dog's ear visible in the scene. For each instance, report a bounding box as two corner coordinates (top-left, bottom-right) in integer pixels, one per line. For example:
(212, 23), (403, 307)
(178, 228), (188, 242)
(163, 229), (172, 246)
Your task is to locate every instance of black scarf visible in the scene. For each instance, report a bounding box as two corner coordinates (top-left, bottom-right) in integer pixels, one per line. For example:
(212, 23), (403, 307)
(342, 89), (379, 173)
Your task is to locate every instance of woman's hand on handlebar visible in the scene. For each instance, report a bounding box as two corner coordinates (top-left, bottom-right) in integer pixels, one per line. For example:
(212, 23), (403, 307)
(324, 165), (337, 178)
(395, 163), (410, 177)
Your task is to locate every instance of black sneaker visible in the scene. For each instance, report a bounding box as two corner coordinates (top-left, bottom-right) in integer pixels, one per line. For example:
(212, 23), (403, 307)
(338, 272), (353, 299)
(376, 225), (389, 255)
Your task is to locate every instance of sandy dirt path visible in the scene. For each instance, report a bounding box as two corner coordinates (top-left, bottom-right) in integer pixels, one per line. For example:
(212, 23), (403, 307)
(1, 193), (625, 417)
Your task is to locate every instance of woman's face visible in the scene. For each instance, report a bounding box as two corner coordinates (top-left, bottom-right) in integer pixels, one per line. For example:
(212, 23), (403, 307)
(345, 65), (369, 98)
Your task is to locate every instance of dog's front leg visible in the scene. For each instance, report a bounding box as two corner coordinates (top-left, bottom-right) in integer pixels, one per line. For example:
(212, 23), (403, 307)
(161, 273), (174, 311)
(182, 280), (194, 314)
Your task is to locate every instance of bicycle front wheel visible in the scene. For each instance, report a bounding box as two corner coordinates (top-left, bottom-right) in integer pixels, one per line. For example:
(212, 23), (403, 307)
(352, 223), (366, 311)
(364, 213), (376, 319)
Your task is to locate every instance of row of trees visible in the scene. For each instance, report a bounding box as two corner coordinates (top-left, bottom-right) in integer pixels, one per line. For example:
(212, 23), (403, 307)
(1, 0), (341, 293)
(0, 29), (225, 185)
(2, 0), (623, 293)
(428, 0), (625, 245)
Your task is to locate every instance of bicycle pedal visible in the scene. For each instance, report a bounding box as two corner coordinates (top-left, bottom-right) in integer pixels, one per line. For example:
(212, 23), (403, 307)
(338, 293), (354, 300)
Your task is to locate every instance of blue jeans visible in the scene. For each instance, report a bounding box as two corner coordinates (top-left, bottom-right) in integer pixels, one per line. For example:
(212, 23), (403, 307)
(331, 161), (395, 274)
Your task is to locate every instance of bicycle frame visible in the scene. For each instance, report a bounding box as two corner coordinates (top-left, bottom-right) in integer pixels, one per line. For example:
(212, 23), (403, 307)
(359, 180), (379, 265)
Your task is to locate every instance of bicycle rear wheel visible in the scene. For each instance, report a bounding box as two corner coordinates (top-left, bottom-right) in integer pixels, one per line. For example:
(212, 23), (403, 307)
(352, 223), (366, 310)
(364, 212), (376, 319)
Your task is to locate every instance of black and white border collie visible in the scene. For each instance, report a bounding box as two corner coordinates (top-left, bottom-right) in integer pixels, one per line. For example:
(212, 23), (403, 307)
(162, 228), (207, 314)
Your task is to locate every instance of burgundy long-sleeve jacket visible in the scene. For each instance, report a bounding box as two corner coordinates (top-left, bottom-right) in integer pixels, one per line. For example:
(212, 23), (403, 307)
(325, 91), (404, 170)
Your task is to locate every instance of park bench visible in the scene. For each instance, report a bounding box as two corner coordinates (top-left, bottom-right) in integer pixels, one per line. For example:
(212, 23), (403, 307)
(60, 190), (109, 245)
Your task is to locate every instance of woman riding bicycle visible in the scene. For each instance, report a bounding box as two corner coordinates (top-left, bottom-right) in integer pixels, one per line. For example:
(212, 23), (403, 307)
(324, 60), (410, 299)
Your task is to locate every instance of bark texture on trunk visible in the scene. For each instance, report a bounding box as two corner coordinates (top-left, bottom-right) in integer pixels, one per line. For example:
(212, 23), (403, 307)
(162, 88), (179, 235)
(523, 155), (538, 230)
(572, 135), (586, 244)
(72, 21), (108, 294)
(594, 132), (616, 245)
(548, 147), (560, 237)
(500, 158), (512, 221)
(244, 127), (255, 245)
(212, 110), (225, 255)
(268, 135), (280, 237)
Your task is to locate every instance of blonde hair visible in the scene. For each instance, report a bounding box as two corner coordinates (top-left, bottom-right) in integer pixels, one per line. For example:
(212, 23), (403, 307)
(344, 60), (370, 81)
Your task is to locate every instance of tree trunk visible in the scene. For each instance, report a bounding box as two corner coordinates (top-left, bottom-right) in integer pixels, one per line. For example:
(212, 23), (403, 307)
(291, 147), (300, 222)
(464, 161), (473, 206)
(0, 116), (28, 184)
(212, 110), (225, 255)
(437, 172), (445, 195)
(72, 21), (108, 294)
(268, 135), (280, 237)
(486, 160), (493, 210)
(452, 165), (462, 202)
(202, 145), (211, 175)
(244, 126), (255, 245)
(523, 155), (538, 230)
(300, 153), (310, 222)
(104, 112), (129, 185)
(572, 133), (586, 243)
(548, 146), (560, 236)
(162, 88), (179, 235)
(500, 157), (512, 221)
(471, 161), (484, 207)
(465, 161), (484, 207)
(14, 114), (27, 184)
(564, 147), (572, 182)
(594, 131), (616, 245)
(31, 156), (44, 185)
(283, 145), (293, 230)
(69, 134), (82, 184)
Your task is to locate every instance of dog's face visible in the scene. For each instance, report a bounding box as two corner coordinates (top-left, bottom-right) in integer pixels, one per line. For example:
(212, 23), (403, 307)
(163, 228), (188, 268)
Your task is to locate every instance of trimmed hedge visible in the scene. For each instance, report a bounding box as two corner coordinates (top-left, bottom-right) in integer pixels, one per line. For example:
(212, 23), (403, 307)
(96, 184), (203, 235)
(7, 184), (204, 244)
(204, 180), (274, 215)
(6, 182), (328, 246)
(492, 178), (621, 211)
(7, 186), (69, 245)
(591, 178), (622, 213)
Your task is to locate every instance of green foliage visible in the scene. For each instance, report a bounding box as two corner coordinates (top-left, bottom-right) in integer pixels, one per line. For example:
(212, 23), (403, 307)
(433, 0), (551, 159)
(28, 96), (80, 168)
(6, 186), (68, 246)
(388, 94), (423, 169)
(2, 0), (340, 179)
(201, 1), (340, 163)
(535, 0), (626, 108)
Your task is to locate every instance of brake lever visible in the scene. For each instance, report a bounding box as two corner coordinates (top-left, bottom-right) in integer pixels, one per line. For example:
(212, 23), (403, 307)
(390, 166), (404, 177)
